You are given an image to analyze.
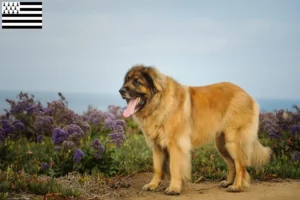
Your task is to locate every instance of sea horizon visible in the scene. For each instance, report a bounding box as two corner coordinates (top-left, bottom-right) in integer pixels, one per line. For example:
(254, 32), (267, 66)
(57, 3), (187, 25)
(0, 89), (300, 115)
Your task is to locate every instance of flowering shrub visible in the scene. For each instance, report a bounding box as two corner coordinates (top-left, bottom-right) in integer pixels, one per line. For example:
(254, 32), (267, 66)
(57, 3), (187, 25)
(73, 149), (84, 163)
(82, 105), (127, 149)
(1, 90), (300, 193)
(2, 92), (43, 140)
(92, 138), (105, 159)
(0, 91), (127, 177)
(0, 120), (25, 141)
(259, 105), (300, 162)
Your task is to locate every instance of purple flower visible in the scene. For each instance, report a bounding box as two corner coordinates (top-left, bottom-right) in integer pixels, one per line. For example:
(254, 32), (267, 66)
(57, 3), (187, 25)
(0, 128), (5, 141)
(290, 124), (300, 135)
(52, 128), (68, 145)
(42, 108), (53, 115)
(48, 100), (82, 126)
(26, 104), (38, 114)
(73, 149), (84, 162)
(104, 118), (117, 130)
(62, 140), (75, 150)
(12, 120), (25, 130)
(109, 130), (126, 148)
(261, 118), (278, 133)
(41, 162), (50, 171)
(39, 116), (54, 127)
(116, 119), (126, 128)
(2, 122), (14, 134)
(34, 116), (54, 134)
(94, 151), (101, 160)
(12, 120), (21, 124)
(42, 116), (54, 126)
(291, 113), (300, 122)
(91, 139), (105, 153)
(85, 110), (104, 125)
(108, 105), (124, 118)
(269, 131), (280, 139)
(281, 123), (289, 130)
(92, 118), (100, 125)
(104, 112), (115, 120)
(82, 121), (91, 133)
(37, 135), (43, 143)
(0, 120), (9, 125)
(292, 151), (300, 162)
(1, 120), (9, 124)
(10, 102), (26, 114)
(54, 146), (62, 152)
(63, 124), (85, 144)
(69, 124), (84, 136)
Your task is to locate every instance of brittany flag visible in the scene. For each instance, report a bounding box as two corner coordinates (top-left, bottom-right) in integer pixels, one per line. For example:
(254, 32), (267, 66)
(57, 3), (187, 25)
(2, 1), (42, 29)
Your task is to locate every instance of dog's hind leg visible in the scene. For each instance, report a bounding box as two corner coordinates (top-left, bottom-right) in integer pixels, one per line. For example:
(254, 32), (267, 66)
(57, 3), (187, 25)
(215, 132), (236, 188)
(224, 127), (252, 192)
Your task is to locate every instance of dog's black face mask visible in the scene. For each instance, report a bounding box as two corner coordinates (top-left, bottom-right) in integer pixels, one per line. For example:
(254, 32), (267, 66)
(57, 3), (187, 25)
(119, 68), (158, 117)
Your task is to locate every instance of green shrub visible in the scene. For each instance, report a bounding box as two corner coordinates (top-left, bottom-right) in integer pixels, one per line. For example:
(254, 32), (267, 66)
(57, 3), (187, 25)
(113, 133), (152, 174)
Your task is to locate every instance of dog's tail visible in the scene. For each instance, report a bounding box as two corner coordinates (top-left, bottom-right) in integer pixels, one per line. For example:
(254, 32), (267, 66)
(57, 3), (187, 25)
(249, 101), (273, 168)
(250, 139), (272, 168)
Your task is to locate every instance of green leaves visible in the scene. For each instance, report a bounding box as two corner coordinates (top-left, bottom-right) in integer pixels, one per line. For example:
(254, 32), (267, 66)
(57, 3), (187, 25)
(0, 170), (81, 198)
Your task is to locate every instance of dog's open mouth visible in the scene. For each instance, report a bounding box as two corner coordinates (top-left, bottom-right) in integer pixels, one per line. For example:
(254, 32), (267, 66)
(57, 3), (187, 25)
(123, 97), (144, 117)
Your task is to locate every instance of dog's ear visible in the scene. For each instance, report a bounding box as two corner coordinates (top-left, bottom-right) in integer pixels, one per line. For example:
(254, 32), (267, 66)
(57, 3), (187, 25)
(142, 67), (165, 95)
(142, 72), (157, 96)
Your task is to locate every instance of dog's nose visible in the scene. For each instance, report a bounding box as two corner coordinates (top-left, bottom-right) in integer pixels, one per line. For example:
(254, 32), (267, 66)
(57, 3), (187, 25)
(119, 87), (127, 95)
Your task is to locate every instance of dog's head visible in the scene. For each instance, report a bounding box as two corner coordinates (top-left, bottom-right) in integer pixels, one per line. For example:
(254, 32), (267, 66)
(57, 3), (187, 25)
(119, 65), (164, 117)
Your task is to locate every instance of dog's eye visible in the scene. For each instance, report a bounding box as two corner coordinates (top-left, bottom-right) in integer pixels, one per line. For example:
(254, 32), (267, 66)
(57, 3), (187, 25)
(133, 79), (142, 86)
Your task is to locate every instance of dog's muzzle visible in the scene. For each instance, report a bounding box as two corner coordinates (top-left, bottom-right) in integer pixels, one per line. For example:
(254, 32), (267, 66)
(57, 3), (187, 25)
(119, 87), (127, 95)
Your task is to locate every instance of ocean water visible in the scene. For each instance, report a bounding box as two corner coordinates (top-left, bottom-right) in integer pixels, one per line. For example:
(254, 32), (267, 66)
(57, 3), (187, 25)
(0, 90), (126, 115)
(0, 90), (300, 114)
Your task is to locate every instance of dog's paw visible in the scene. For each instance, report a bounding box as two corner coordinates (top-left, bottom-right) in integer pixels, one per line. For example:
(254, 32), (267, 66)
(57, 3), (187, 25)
(242, 180), (250, 188)
(226, 185), (242, 193)
(164, 186), (181, 195)
(219, 180), (233, 188)
(142, 183), (159, 191)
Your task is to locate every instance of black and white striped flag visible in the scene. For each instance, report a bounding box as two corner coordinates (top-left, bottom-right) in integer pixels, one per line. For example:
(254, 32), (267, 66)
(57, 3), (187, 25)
(2, 1), (42, 29)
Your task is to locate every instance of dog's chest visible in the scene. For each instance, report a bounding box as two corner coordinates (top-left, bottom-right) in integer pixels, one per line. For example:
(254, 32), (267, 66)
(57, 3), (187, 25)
(136, 118), (168, 148)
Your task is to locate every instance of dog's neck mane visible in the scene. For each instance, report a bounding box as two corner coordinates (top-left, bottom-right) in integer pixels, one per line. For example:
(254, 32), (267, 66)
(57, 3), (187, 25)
(133, 76), (182, 141)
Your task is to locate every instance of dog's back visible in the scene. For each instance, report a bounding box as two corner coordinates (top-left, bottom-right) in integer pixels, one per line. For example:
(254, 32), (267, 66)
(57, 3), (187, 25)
(188, 82), (255, 146)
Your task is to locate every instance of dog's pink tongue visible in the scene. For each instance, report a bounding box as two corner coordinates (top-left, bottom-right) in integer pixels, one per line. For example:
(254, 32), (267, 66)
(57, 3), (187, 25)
(123, 98), (139, 118)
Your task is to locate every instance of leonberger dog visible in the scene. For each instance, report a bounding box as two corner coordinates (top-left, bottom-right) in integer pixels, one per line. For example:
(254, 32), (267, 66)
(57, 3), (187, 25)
(119, 64), (272, 195)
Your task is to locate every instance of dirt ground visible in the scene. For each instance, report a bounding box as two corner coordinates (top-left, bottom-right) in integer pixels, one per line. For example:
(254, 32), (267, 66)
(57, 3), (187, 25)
(101, 172), (300, 200)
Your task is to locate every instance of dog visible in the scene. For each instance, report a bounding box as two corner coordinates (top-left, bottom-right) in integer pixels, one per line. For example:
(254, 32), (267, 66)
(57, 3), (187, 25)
(119, 64), (272, 195)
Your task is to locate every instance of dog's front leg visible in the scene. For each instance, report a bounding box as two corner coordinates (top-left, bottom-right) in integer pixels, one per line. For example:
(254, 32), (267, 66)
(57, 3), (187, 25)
(164, 139), (191, 195)
(165, 144), (183, 195)
(142, 146), (164, 191)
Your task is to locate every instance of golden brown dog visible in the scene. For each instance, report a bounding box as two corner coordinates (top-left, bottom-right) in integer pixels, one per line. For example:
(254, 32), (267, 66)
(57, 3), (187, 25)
(119, 64), (272, 195)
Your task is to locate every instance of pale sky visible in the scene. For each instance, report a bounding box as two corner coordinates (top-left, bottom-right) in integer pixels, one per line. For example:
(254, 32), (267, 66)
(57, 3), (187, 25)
(0, 0), (299, 99)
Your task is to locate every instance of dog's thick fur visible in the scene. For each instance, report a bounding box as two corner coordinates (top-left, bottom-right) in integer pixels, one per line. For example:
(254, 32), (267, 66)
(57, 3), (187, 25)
(119, 65), (272, 195)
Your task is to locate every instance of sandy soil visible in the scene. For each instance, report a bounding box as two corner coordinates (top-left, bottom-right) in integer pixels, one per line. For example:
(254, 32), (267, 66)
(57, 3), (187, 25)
(102, 172), (300, 200)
